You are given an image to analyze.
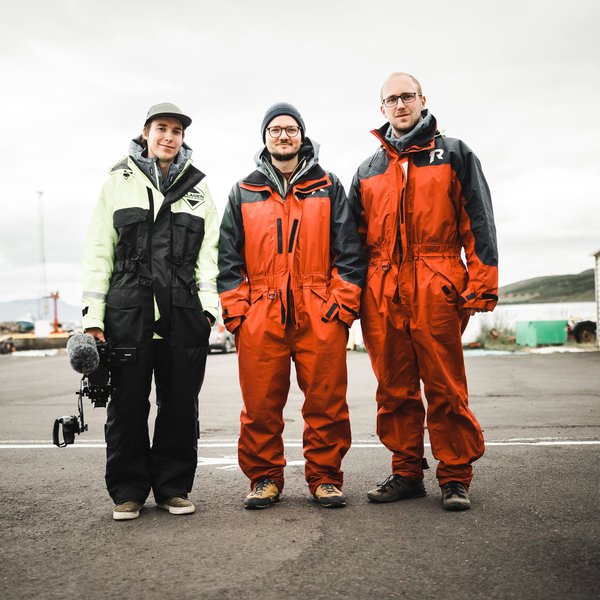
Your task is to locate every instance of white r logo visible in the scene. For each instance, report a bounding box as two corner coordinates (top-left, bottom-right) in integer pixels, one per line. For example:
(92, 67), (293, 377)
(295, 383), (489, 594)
(429, 149), (444, 163)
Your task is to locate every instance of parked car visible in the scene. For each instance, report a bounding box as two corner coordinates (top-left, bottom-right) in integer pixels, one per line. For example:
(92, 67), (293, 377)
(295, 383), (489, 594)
(209, 320), (235, 353)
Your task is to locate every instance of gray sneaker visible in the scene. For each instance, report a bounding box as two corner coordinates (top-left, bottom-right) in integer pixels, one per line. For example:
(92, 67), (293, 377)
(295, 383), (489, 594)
(367, 474), (426, 503)
(113, 500), (142, 521)
(157, 496), (196, 515)
(441, 482), (471, 511)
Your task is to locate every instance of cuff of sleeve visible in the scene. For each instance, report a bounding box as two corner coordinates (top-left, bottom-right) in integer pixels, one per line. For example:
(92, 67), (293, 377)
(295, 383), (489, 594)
(222, 300), (250, 333)
(460, 289), (498, 311)
(321, 297), (340, 323)
(199, 291), (219, 322)
(82, 316), (105, 331)
(81, 302), (106, 331)
(338, 302), (360, 327)
(223, 315), (244, 333)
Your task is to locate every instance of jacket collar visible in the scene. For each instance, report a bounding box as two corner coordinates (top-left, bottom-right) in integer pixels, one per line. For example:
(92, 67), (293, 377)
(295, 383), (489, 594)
(248, 137), (322, 196)
(372, 109), (438, 156)
(128, 135), (194, 192)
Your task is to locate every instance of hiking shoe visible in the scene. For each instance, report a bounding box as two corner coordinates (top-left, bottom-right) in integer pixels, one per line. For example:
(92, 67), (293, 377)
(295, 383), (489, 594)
(313, 483), (346, 508)
(244, 478), (280, 509)
(367, 474), (426, 503)
(157, 496), (196, 515)
(441, 482), (471, 511)
(113, 500), (142, 521)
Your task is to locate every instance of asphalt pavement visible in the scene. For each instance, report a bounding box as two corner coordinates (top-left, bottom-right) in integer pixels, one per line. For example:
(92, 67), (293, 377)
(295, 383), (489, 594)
(0, 348), (599, 600)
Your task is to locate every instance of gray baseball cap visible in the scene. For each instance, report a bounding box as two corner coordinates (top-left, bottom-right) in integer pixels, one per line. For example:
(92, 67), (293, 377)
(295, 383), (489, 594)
(144, 102), (192, 129)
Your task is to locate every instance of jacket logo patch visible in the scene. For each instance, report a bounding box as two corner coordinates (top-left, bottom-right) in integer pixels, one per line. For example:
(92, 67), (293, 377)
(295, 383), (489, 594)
(184, 191), (205, 210)
(429, 149), (444, 163)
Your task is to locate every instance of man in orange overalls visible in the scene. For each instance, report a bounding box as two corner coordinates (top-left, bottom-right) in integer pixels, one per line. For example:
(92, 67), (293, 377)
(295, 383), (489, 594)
(349, 73), (498, 511)
(218, 103), (366, 509)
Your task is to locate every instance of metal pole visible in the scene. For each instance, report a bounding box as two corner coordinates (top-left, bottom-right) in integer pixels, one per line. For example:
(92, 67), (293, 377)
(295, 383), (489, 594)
(37, 191), (48, 320)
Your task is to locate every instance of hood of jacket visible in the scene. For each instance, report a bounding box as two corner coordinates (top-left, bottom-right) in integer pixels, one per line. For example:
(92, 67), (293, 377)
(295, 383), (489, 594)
(128, 135), (194, 192)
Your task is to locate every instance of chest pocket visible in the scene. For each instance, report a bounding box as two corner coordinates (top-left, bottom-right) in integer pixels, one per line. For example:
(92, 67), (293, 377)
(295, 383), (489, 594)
(113, 207), (149, 262)
(171, 212), (205, 264)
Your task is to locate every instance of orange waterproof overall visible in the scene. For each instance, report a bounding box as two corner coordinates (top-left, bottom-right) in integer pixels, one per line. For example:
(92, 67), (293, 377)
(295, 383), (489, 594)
(349, 113), (498, 487)
(218, 142), (365, 494)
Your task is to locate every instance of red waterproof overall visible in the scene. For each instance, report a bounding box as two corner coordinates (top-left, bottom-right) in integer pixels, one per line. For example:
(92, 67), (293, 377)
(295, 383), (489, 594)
(350, 117), (498, 487)
(218, 148), (365, 494)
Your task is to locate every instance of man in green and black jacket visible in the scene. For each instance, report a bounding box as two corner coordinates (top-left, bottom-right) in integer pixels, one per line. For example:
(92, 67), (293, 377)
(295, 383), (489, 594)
(82, 103), (219, 520)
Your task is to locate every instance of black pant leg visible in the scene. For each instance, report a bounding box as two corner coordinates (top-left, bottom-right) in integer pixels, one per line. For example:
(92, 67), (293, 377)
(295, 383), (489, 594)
(150, 340), (208, 502)
(105, 344), (154, 505)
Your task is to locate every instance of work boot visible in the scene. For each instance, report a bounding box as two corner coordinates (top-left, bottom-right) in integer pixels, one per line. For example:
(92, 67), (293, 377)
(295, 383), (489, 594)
(157, 496), (196, 515)
(313, 483), (346, 508)
(367, 474), (426, 503)
(113, 500), (142, 521)
(441, 482), (471, 511)
(244, 478), (280, 509)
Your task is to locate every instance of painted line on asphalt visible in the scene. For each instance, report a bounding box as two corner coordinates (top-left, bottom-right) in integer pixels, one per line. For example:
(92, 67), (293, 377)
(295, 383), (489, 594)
(1, 440), (599, 449)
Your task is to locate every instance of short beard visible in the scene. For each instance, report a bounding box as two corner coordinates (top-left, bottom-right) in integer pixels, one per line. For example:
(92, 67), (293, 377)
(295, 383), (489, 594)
(271, 149), (300, 162)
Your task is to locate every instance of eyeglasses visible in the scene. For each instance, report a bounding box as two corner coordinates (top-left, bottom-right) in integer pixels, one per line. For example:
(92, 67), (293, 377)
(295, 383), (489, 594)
(382, 93), (421, 107)
(266, 126), (301, 138)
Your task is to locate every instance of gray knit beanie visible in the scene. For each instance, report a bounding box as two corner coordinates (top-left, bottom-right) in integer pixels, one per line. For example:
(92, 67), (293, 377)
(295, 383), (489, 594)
(261, 102), (305, 142)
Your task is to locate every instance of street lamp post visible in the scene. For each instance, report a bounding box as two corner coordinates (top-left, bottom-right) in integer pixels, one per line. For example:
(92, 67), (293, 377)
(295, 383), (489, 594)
(37, 190), (49, 320)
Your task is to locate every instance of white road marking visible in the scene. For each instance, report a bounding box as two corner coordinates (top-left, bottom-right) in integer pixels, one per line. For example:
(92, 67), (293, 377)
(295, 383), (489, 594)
(1, 439), (599, 450)
(197, 455), (305, 470)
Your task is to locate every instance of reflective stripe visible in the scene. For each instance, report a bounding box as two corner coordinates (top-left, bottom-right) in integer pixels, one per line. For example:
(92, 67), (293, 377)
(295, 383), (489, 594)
(197, 281), (217, 292)
(82, 291), (106, 300)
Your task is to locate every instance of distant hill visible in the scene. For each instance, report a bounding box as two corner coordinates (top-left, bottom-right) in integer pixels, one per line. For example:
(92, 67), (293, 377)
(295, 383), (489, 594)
(0, 298), (82, 324)
(499, 269), (595, 304)
(1, 271), (596, 320)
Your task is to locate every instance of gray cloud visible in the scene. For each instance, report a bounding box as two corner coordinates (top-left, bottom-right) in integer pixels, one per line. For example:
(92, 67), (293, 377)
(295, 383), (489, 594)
(1, 0), (598, 303)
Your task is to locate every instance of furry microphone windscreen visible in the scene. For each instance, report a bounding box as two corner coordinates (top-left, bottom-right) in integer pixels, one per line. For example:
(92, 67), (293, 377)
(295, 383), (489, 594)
(67, 333), (100, 374)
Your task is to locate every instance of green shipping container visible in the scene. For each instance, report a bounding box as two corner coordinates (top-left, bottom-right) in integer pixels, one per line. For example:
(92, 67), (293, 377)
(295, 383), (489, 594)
(515, 320), (568, 347)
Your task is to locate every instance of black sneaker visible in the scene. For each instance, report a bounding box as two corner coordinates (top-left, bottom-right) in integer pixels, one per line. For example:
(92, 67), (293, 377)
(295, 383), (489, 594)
(313, 483), (346, 508)
(441, 481), (471, 511)
(367, 474), (426, 503)
(244, 478), (280, 509)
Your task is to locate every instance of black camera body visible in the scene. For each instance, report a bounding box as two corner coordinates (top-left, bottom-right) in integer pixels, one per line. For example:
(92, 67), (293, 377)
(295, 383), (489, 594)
(53, 340), (136, 447)
(80, 343), (136, 407)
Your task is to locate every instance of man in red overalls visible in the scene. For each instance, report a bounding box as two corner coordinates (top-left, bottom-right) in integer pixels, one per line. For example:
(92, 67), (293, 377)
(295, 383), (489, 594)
(218, 103), (366, 509)
(349, 73), (498, 510)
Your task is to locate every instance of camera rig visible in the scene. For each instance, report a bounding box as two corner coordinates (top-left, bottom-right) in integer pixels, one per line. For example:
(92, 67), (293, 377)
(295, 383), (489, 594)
(53, 342), (136, 447)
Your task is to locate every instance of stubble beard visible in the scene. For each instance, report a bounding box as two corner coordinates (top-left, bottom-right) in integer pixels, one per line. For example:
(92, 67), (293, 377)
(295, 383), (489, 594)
(392, 112), (421, 136)
(271, 148), (300, 162)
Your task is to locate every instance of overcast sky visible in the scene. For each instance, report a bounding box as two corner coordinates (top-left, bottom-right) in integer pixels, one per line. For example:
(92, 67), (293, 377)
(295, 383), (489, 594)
(1, 0), (598, 307)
